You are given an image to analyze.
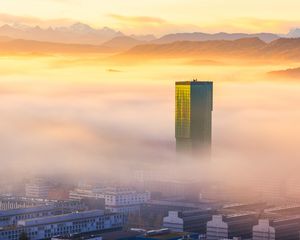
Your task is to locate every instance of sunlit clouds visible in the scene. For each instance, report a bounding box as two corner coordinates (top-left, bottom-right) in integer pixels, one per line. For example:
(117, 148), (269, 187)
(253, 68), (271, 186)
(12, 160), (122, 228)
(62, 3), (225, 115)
(1, 0), (300, 35)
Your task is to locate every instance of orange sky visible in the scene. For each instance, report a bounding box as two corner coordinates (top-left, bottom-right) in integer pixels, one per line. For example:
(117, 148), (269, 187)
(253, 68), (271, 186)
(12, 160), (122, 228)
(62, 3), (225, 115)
(1, 0), (300, 35)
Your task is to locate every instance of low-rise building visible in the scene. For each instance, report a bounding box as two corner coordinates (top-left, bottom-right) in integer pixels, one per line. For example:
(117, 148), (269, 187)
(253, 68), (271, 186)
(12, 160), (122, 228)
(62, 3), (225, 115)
(69, 188), (96, 200)
(0, 210), (125, 240)
(0, 201), (86, 227)
(253, 216), (300, 240)
(136, 229), (199, 240)
(163, 209), (216, 234)
(0, 196), (43, 210)
(25, 178), (50, 199)
(94, 187), (150, 214)
(206, 213), (258, 240)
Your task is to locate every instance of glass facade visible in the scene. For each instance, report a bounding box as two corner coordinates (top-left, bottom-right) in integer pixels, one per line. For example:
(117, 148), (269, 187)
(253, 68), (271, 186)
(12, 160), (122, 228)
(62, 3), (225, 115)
(175, 81), (213, 156)
(175, 84), (191, 139)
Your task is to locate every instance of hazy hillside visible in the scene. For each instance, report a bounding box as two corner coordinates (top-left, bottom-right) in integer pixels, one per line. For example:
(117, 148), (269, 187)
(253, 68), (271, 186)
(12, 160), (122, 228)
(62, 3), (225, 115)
(0, 36), (12, 42)
(2, 36), (300, 62)
(268, 67), (300, 78)
(119, 38), (300, 62)
(154, 32), (279, 44)
(101, 36), (145, 51)
(261, 38), (300, 59)
(122, 38), (267, 57)
(0, 39), (113, 54)
(0, 23), (285, 46)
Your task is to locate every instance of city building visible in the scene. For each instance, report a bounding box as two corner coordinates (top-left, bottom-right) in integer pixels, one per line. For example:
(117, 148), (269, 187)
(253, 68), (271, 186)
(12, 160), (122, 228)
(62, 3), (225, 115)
(25, 178), (50, 199)
(222, 202), (267, 212)
(142, 199), (214, 216)
(69, 188), (96, 200)
(206, 213), (258, 240)
(252, 219), (275, 240)
(0, 196), (86, 211)
(0, 196), (43, 210)
(52, 230), (141, 240)
(264, 204), (300, 216)
(94, 187), (150, 214)
(0, 210), (125, 240)
(141, 199), (221, 229)
(52, 228), (200, 240)
(135, 229), (199, 240)
(253, 217), (300, 240)
(163, 209), (216, 234)
(175, 80), (213, 157)
(0, 201), (86, 227)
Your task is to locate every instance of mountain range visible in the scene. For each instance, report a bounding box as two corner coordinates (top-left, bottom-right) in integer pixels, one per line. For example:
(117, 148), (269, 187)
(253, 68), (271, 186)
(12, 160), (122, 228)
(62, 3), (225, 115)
(269, 67), (300, 78)
(0, 22), (297, 47)
(119, 38), (300, 62)
(101, 36), (146, 51)
(0, 23), (123, 45)
(153, 32), (279, 44)
(1, 22), (300, 61)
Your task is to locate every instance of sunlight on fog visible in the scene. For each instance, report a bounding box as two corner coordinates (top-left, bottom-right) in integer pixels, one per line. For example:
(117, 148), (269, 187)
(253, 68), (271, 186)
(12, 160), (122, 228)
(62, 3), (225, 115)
(0, 55), (299, 194)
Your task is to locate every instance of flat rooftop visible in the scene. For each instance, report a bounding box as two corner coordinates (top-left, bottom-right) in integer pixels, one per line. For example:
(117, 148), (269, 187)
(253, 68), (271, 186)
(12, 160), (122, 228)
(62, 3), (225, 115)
(265, 204), (300, 212)
(145, 199), (215, 208)
(176, 80), (213, 85)
(0, 205), (58, 217)
(17, 210), (105, 227)
(140, 232), (197, 240)
(52, 230), (137, 240)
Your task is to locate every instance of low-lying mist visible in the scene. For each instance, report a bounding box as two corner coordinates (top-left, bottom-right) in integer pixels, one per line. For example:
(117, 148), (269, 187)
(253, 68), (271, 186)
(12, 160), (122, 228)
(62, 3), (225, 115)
(0, 55), (299, 201)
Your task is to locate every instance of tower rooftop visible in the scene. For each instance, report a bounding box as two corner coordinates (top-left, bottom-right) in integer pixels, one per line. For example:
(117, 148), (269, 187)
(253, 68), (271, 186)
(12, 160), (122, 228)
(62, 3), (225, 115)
(176, 80), (213, 85)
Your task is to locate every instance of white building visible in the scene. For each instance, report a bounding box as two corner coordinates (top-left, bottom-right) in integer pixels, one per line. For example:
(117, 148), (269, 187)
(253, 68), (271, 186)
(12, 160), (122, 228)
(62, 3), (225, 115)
(253, 216), (300, 240)
(207, 215), (228, 240)
(253, 219), (275, 240)
(94, 187), (150, 214)
(0, 210), (124, 240)
(69, 188), (96, 200)
(163, 211), (184, 232)
(25, 178), (50, 199)
(206, 213), (258, 240)
(163, 209), (215, 234)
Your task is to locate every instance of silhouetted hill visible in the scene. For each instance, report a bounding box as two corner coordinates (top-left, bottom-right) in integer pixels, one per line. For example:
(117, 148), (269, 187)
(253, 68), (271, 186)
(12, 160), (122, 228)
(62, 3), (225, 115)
(154, 32), (279, 44)
(0, 39), (112, 54)
(130, 34), (156, 41)
(119, 38), (300, 61)
(101, 36), (146, 51)
(262, 38), (300, 59)
(0, 23), (284, 46)
(268, 67), (300, 78)
(123, 38), (267, 57)
(0, 35), (12, 42)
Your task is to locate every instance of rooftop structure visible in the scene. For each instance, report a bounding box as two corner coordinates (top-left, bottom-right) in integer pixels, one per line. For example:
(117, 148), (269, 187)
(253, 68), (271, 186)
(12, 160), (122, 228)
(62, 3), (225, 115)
(206, 213), (258, 240)
(253, 216), (300, 240)
(94, 187), (150, 214)
(163, 209), (216, 234)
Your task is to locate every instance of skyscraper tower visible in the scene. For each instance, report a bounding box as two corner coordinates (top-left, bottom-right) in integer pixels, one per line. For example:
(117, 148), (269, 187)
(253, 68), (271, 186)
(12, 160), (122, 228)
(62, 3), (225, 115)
(175, 80), (213, 156)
